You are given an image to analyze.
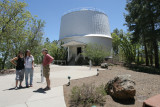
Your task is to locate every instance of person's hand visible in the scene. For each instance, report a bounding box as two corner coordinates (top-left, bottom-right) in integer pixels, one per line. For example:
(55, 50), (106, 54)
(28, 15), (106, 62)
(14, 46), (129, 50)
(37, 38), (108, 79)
(32, 65), (34, 69)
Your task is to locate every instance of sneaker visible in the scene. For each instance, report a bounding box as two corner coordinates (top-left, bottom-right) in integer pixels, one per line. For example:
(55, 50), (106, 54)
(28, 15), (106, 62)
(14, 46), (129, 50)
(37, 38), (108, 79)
(26, 85), (29, 88)
(30, 85), (33, 87)
(43, 86), (51, 91)
(15, 87), (18, 90)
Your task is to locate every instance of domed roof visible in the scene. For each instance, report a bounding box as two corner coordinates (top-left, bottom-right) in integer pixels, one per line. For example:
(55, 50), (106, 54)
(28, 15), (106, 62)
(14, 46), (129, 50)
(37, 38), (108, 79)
(59, 8), (111, 40)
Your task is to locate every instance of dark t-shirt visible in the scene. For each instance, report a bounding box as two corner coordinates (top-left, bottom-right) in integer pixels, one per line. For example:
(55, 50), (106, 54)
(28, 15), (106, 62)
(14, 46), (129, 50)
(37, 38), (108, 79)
(16, 57), (24, 70)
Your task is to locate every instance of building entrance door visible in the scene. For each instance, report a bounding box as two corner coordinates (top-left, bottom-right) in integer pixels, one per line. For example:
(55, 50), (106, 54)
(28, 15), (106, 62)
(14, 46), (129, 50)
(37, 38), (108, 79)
(77, 47), (82, 55)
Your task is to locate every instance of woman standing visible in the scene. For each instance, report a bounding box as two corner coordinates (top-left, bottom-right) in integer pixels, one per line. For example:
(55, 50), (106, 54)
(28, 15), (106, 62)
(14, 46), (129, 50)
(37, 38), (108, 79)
(24, 50), (34, 88)
(10, 51), (25, 90)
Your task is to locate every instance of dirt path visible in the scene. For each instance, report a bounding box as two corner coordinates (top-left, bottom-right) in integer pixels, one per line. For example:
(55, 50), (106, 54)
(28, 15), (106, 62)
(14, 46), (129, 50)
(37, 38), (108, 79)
(63, 65), (160, 107)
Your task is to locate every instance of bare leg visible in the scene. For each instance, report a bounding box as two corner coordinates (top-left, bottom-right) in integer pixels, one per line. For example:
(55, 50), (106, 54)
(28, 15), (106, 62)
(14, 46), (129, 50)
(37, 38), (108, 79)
(16, 80), (18, 87)
(46, 77), (50, 88)
(20, 81), (22, 87)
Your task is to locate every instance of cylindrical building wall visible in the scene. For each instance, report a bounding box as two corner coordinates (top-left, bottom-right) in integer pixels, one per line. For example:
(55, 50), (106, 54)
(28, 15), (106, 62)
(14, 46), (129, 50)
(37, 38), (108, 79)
(59, 9), (112, 58)
(59, 10), (111, 40)
(60, 36), (112, 50)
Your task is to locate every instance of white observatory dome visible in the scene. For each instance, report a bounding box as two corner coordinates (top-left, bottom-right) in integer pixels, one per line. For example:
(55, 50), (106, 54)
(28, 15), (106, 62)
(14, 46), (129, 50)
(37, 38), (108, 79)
(59, 8), (112, 62)
(59, 9), (111, 40)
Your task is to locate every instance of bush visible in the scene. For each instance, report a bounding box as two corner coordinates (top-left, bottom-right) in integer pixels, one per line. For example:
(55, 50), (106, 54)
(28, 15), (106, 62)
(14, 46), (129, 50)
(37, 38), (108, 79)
(75, 56), (89, 65)
(125, 64), (160, 75)
(82, 43), (110, 66)
(53, 42), (67, 61)
(69, 83), (106, 107)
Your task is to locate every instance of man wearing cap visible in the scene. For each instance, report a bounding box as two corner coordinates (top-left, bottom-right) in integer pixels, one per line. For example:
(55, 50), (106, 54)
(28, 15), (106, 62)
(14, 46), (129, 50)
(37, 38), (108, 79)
(42, 48), (54, 91)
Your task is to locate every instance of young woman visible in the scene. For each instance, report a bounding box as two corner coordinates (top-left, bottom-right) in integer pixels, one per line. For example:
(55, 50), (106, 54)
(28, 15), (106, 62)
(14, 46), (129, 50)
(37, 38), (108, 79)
(10, 51), (25, 90)
(24, 50), (34, 87)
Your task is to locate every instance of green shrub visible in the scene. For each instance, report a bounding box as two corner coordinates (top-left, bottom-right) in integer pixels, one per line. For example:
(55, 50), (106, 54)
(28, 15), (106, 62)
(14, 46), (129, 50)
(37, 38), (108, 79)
(70, 86), (81, 106)
(125, 64), (160, 75)
(75, 56), (89, 65)
(82, 43), (110, 66)
(69, 83), (106, 107)
(54, 42), (67, 60)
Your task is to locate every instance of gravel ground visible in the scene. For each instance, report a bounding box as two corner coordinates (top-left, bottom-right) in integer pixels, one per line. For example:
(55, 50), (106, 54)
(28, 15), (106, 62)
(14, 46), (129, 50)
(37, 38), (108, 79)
(63, 65), (160, 107)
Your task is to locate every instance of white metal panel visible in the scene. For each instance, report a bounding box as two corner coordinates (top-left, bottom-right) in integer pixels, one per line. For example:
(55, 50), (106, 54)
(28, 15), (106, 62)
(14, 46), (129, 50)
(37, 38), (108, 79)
(59, 10), (111, 40)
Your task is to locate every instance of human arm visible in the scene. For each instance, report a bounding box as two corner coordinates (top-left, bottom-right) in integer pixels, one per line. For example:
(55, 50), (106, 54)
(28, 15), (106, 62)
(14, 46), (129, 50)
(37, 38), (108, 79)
(32, 61), (34, 69)
(10, 57), (18, 66)
(46, 54), (54, 65)
(32, 55), (34, 69)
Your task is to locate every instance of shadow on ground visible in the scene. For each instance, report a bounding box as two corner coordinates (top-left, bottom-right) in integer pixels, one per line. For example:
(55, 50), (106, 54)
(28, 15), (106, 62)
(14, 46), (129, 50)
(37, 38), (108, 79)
(3, 86), (29, 91)
(33, 88), (46, 94)
(112, 97), (135, 105)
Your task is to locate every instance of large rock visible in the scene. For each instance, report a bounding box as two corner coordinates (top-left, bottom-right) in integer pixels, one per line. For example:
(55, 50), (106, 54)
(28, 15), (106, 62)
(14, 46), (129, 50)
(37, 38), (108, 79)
(105, 74), (136, 99)
(101, 63), (108, 68)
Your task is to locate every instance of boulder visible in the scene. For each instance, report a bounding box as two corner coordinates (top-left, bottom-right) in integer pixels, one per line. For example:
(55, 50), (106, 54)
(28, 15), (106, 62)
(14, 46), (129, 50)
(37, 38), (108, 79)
(105, 74), (136, 99)
(101, 63), (108, 68)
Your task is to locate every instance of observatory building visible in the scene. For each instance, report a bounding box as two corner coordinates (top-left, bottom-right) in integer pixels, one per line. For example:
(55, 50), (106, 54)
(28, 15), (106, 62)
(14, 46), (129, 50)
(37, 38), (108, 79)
(59, 8), (112, 63)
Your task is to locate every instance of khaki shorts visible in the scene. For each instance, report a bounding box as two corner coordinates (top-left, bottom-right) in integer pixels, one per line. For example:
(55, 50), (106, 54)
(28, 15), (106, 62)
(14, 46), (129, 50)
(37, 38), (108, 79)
(43, 65), (50, 78)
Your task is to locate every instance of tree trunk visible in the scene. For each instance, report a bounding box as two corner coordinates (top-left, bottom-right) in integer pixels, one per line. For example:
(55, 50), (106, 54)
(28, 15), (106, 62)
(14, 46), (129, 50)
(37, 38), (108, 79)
(149, 55), (153, 66)
(153, 39), (159, 68)
(141, 53), (143, 63)
(150, 15), (159, 68)
(137, 48), (139, 64)
(149, 44), (153, 66)
(144, 42), (149, 66)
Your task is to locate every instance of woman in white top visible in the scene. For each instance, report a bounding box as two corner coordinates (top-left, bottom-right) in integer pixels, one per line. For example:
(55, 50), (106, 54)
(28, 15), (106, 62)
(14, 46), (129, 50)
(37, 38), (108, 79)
(25, 50), (34, 87)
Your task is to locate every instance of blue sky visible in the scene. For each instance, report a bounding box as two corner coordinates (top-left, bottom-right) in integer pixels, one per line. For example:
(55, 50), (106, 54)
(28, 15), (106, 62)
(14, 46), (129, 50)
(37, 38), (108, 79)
(21, 0), (127, 41)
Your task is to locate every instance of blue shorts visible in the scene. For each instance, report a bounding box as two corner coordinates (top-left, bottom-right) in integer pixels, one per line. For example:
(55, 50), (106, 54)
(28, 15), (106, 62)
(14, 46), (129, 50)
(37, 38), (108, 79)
(15, 69), (24, 81)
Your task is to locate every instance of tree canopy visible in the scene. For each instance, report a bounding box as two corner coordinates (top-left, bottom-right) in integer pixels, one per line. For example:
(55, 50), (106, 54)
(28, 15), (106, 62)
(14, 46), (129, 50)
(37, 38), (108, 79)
(125, 0), (160, 68)
(0, 0), (45, 69)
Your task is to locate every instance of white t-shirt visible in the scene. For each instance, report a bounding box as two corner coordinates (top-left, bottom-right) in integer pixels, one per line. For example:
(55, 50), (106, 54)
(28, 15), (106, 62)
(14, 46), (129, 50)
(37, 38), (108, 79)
(25, 55), (34, 68)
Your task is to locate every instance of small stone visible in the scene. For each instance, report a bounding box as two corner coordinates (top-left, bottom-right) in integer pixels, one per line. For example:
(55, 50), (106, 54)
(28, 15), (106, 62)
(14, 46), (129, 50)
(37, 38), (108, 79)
(101, 63), (108, 69)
